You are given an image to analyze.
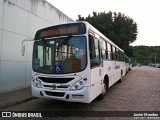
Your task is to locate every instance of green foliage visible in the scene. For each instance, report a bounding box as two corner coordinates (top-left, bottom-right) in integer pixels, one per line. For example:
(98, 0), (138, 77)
(124, 46), (134, 57)
(78, 11), (160, 65)
(132, 46), (160, 65)
(77, 11), (138, 50)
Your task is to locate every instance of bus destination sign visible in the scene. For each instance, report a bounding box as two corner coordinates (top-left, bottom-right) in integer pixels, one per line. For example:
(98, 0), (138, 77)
(36, 23), (86, 39)
(40, 26), (78, 38)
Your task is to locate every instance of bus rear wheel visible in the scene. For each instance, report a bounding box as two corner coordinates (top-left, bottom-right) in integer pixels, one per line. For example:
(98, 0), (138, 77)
(117, 71), (123, 83)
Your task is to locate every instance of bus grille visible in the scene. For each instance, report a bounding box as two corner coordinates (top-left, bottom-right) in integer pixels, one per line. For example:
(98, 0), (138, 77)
(38, 77), (74, 83)
(43, 85), (69, 88)
(45, 91), (65, 97)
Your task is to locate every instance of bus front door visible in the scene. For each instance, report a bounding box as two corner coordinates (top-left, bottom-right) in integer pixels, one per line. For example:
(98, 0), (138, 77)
(89, 35), (102, 101)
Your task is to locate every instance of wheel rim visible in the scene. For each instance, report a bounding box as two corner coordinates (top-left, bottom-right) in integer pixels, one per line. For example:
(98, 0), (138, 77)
(102, 83), (106, 95)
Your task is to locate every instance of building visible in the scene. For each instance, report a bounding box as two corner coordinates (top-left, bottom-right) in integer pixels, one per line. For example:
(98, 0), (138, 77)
(0, 0), (74, 93)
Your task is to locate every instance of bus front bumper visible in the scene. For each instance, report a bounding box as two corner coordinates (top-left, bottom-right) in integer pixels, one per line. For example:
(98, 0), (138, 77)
(32, 85), (90, 103)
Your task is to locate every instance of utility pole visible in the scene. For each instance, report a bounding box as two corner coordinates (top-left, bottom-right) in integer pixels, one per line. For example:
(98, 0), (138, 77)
(155, 53), (156, 64)
(149, 57), (150, 65)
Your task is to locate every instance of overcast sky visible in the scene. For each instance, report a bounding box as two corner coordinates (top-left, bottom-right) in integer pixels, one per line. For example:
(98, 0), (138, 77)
(47, 0), (160, 46)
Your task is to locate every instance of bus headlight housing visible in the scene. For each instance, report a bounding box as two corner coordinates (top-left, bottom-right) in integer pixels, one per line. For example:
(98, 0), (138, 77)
(32, 77), (42, 88)
(70, 78), (87, 90)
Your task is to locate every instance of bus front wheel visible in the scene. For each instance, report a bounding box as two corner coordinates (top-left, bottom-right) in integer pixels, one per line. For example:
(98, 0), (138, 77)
(98, 79), (107, 100)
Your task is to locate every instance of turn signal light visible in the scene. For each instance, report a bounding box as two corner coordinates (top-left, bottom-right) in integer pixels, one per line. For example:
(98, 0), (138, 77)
(83, 78), (87, 81)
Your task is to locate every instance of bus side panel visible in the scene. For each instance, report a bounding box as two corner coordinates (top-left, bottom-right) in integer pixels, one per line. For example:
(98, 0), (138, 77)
(115, 61), (122, 82)
(104, 61), (117, 87)
(102, 61), (124, 88)
(121, 62), (126, 76)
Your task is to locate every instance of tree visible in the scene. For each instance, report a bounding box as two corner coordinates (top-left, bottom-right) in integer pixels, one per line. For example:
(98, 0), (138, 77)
(77, 11), (138, 50)
(124, 46), (134, 57)
(132, 46), (160, 65)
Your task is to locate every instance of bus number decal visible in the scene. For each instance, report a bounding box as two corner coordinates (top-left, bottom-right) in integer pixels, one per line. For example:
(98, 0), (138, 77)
(114, 65), (120, 70)
(108, 67), (111, 71)
(72, 94), (84, 99)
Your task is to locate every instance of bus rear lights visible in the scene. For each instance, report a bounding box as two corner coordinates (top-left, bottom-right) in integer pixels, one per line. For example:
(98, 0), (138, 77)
(83, 78), (87, 81)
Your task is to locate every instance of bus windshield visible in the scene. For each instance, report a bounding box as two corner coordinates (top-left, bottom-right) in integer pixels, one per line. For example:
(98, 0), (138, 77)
(32, 36), (87, 74)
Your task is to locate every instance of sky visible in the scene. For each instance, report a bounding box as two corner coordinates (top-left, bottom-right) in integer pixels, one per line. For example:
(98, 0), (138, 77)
(47, 0), (160, 46)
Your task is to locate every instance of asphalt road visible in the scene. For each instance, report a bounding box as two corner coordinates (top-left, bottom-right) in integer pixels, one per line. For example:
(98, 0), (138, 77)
(1, 66), (160, 120)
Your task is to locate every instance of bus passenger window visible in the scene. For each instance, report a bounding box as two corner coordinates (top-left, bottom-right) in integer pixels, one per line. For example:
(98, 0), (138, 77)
(112, 46), (116, 60)
(115, 48), (119, 61)
(101, 40), (107, 60)
(89, 35), (95, 59)
(107, 42), (111, 60)
(110, 44), (113, 60)
(89, 35), (101, 68)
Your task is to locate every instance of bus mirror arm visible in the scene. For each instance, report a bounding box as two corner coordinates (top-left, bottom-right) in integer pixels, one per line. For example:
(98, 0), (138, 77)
(21, 38), (34, 56)
(22, 44), (25, 56)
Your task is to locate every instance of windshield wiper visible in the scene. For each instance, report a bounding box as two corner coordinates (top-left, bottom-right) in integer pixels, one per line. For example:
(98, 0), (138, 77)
(60, 35), (72, 46)
(59, 35), (72, 46)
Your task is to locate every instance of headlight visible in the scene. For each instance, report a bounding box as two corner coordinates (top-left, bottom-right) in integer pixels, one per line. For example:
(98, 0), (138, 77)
(32, 77), (42, 88)
(70, 78), (87, 90)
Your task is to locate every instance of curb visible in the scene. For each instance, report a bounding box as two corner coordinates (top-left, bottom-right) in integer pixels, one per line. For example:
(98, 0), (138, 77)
(0, 97), (37, 110)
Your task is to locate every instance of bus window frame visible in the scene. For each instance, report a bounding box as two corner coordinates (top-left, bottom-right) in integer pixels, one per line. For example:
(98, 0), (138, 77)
(89, 34), (101, 68)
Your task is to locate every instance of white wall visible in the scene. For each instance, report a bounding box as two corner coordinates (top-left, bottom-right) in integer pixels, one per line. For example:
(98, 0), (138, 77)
(0, 0), (74, 93)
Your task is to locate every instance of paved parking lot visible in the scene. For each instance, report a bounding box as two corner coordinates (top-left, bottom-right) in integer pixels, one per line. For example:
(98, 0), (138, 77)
(1, 66), (160, 119)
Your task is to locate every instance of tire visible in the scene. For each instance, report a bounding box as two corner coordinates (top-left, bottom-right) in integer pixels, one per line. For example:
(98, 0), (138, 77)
(98, 80), (107, 100)
(117, 71), (123, 83)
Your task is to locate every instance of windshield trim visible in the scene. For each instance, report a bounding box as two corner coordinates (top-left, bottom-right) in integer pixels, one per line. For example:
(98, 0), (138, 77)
(32, 35), (88, 74)
(44, 36), (68, 40)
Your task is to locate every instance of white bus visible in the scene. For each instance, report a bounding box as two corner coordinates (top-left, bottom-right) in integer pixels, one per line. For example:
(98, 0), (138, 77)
(27, 21), (129, 103)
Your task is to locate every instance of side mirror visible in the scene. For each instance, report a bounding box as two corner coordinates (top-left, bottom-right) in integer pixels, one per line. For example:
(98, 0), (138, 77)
(21, 38), (33, 56)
